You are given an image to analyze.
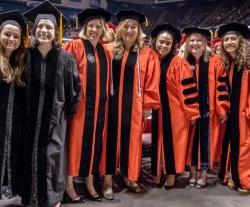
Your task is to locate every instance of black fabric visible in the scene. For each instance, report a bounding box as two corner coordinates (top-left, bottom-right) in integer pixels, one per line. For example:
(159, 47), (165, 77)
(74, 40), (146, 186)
(218, 95), (230, 101)
(0, 82), (10, 197)
(0, 82), (25, 198)
(184, 96), (199, 105)
(217, 85), (228, 92)
(120, 51), (137, 177)
(151, 110), (158, 176)
(218, 76), (228, 83)
(181, 77), (196, 86)
(182, 87), (198, 95)
(188, 55), (210, 170)
(220, 65), (243, 188)
(79, 40), (108, 177)
(151, 54), (176, 176)
(106, 53), (123, 174)
(21, 47), (81, 207)
(79, 40), (97, 177)
(92, 43), (108, 175)
(28, 48), (59, 206)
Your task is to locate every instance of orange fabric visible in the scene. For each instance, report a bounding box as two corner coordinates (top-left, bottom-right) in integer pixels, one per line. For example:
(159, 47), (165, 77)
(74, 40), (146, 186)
(167, 55), (229, 171)
(166, 56), (200, 173)
(62, 39), (110, 176)
(235, 69), (250, 189)
(128, 47), (161, 181)
(100, 46), (160, 181)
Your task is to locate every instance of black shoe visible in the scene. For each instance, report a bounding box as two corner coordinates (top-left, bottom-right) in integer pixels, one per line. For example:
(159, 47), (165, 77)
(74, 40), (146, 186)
(62, 192), (85, 204)
(164, 185), (174, 190)
(85, 190), (102, 202)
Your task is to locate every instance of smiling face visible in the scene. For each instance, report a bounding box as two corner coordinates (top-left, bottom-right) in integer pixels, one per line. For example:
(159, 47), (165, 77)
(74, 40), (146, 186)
(155, 31), (174, 59)
(86, 18), (103, 42)
(35, 19), (55, 45)
(0, 24), (21, 55)
(187, 33), (205, 57)
(120, 19), (139, 47)
(222, 34), (240, 57)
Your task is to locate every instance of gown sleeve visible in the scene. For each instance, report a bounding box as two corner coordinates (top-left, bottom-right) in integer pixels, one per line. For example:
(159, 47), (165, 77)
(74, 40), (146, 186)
(64, 53), (81, 119)
(214, 56), (230, 117)
(245, 70), (250, 119)
(167, 56), (200, 121)
(143, 49), (161, 109)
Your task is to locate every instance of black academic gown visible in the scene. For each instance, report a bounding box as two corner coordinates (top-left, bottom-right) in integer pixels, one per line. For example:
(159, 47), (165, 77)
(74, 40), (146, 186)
(21, 46), (81, 207)
(0, 80), (25, 198)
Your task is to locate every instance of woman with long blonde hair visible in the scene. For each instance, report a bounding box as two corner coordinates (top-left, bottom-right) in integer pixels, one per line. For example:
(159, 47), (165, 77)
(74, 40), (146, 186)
(63, 8), (113, 202)
(0, 10), (27, 200)
(180, 27), (229, 188)
(100, 9), (161, 193)
(218, 22), (250, 195)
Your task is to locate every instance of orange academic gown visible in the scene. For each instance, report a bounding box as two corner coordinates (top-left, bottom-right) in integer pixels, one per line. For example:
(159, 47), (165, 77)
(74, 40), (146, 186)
(151, 54), (176, 176)
(183, 54), (229, 170)
(100, 46), (160, 181)
(166, 55), (200, 173)
(62, 38), (110, 177)
(219, 65), (250, 190)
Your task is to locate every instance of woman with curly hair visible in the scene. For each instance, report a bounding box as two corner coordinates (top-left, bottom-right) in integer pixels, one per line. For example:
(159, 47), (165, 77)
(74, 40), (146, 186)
(63, 8), (113, 202)
(218, 22), (250, 195)
(173, 27), (229, 188)
(0, 10), (27, 200)
(149, 24), (182, 189)
(100, 10), (160, 193)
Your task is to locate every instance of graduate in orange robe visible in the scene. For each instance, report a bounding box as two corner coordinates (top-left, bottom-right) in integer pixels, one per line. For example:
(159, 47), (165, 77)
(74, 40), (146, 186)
(63, 8), (112, 202)
(100, 10), (160, 193)
(217, 22), (250, 194)
(149, 23), (182, 189)
(178, 27), (229, 188)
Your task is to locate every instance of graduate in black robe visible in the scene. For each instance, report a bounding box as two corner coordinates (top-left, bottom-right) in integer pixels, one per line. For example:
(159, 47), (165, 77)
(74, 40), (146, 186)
(0, 10), (27, 199)
(20, 1), (81, 207)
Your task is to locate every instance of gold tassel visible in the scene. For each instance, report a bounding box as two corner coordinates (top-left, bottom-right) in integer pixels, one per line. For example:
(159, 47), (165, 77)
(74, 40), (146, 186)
(210, 30), (214, 40)
(24, 25), (30, 48)
(76, 17), (79, 29)
(59, 12), (63, 47)
(145, 17), (149, 27)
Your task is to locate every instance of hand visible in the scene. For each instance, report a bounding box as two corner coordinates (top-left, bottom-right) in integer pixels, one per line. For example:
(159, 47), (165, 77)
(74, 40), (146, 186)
(219, 114), (228, 124)
(143, 109), (151, 120)
(189, 120), (196, 125)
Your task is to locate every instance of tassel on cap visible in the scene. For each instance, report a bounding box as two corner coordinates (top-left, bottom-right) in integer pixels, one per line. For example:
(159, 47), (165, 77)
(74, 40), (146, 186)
(59, 12), (63, 46)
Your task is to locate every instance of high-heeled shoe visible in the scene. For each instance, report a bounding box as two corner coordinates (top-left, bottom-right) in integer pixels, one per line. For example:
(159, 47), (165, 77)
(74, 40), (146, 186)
(196, 179), (207, 189)
(126, 181), (142, 193)
(85, 189), (102, 202)
(62, 192), (85, 204)
(187, 178), (196, 187)
(102, 187), (114, 200)
(238, 188), (250, 195)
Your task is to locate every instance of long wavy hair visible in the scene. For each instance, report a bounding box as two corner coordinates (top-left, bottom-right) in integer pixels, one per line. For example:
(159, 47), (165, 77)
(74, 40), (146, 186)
(114, 19), (145, 56)
(150, 31), (178, 56)
(182, 34), (211, 62)
(79, 18), (114, 43)
(0, 24), (26, 86)
(221, 36), (247, 71)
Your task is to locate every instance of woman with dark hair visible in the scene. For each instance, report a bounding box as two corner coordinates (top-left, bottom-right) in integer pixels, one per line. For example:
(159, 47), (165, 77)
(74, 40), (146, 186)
(179, 27), (229, 188)
(0, 10), (27, 199)
(150, 23), (182, 189)
(63, 8), (113, 202)
(218, 22), (250, 195)
(100, 9), (161, 193)
(20, 1), (81, 207)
